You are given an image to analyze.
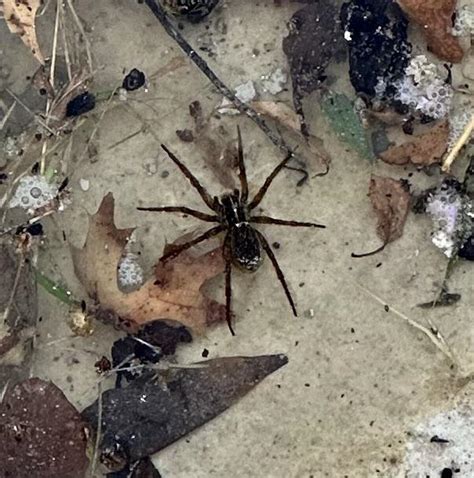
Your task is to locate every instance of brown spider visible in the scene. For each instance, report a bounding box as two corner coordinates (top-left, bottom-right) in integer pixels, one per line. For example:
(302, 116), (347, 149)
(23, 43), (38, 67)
(138, 127), (325, 334)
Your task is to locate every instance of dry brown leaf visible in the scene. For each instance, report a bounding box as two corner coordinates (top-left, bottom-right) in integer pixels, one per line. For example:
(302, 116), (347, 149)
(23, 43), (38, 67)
(396, 0), (463, 63)
(353, 176), (411, 257)
(2, 0), (45, 64)
(251, 101), (301, 132)
(71, 193), (226, 333)
(379, 121), (449, 166)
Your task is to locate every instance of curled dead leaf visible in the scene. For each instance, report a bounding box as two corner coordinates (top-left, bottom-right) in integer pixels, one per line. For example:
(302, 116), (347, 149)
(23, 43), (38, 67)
(352, 175), (411, 257)
(71, 193), (226, 333)
(396, 0), (463, 63)
(2, 0), (45, 64)
(379, 121), (449, 166)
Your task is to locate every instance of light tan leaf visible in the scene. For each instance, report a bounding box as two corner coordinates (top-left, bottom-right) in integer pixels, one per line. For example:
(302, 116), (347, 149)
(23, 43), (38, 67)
(251, 101), (301, 132)
(2, 0), (45, 64)
(379, 121), (449, 166)
(71, 193), (226, 333)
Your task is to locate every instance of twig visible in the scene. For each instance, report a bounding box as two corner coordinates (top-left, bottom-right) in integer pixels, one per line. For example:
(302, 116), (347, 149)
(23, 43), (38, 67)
(355, 283), (459, 368)
(77, 87), (118, 164)
(91, 381), (103, 476)
(143, 0), (300, 161)
(50, 0), (61, 91)
(442, 114), (474, 172)
(5, 89), (56, 136)
(1, 254), (25, 324)
(65, 0), (93, 74)
(0, 101), (16, 131)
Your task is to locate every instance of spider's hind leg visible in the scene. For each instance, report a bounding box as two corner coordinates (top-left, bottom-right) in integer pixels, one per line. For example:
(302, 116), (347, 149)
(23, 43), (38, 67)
(255, 229), (297, 317)
(223, 232), (236, 336)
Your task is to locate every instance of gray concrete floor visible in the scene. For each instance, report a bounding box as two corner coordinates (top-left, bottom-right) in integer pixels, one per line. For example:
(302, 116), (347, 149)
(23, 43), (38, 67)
(1, 1), (473, 477)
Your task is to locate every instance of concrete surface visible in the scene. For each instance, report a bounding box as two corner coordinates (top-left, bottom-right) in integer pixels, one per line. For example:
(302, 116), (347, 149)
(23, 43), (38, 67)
(1, 1), (473, 477)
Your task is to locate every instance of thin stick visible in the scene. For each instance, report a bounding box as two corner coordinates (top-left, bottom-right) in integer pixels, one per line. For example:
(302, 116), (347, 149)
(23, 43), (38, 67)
(5, 89), (56, 135)
(0, 101), (16, 131)
(143, 0), (299, 160)
(442, 114), (474, 172)
(65, 0), (93, 73)
(77, 87), (118, 164)
(59, 2), (72, 82)
(0, 255), (24, 324)
(91, 381), (103, 476)
(50, 0), (61, 90)
(355, 282), (459, 368)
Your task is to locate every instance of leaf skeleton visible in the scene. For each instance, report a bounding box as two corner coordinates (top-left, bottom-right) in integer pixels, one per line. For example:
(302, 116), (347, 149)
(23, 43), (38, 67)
(138, 126), (325, 334)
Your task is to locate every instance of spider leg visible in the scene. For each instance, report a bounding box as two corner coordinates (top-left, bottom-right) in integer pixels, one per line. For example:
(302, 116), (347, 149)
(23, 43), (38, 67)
(161, 144), (216, 211)
(255, 229), (297, 317)
(160, 225), (225, 262)
(137, 206), (218, 222)
(250, 215), (326, 228)
(223, 232), (235, 335)
(236, 126), (249, 203)
(248, 153), (293, 210)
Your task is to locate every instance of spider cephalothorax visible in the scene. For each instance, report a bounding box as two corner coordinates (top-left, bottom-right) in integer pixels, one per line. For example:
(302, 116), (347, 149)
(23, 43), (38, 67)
(138, 127), (325, 334)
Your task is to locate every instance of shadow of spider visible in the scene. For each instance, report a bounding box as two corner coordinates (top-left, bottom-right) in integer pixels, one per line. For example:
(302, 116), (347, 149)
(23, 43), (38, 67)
(138, 127), (325, 334)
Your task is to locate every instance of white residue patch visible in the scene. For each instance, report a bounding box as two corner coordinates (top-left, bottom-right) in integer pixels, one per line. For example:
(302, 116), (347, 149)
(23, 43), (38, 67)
(117, 252), (144, 292)
(403, 400), (474, 476)
(8, 175), (58, 213)
(261, 68), (288, 95)
(218, 80), (257, 114)
(394, 55), (453, 119)
(426, 180), (474, 258)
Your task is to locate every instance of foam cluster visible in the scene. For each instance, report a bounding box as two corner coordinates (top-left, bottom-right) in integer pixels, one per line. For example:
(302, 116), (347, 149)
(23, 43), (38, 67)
(393, 55), (453, 119)
(8, 175), (58, 213)
(426, 180), (474, 258)
(117, 253), (144, 291)
(453, 5), (474, 36)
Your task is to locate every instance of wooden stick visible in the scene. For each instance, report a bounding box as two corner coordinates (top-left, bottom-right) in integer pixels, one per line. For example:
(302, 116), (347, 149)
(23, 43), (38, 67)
(442, 114), (474, 172)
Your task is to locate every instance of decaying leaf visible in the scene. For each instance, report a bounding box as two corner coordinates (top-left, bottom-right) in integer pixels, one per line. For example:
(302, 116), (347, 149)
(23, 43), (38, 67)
(417, 289), (461, 309)
(352, 176), (411, 257)
(396, 0), (463, 63)
(82, 354), (288, 471)
(106, 457), (162, 478)
(320, 92), (374, 161)
(0, 378), (89, 478)
(0, 241), (37, 390)
(283, 1), (342, 137)
(251, 101), (301, 132)
(379, 120), (449, 166)
(1, 0), (45, 64)
(71, 193), (226, 333)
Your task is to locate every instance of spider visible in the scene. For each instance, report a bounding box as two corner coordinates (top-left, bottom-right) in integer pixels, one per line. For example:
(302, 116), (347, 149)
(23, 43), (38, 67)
(137, 127), (325, 334)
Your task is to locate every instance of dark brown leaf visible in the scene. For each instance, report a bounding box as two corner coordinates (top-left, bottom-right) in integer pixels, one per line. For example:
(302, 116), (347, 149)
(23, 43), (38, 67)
(379, 121), (449, 166)
(82, 354), (288, 470)
(0, 378), (89, 478)
(0, 242), (37, 389)
(282, 1), (342, 137)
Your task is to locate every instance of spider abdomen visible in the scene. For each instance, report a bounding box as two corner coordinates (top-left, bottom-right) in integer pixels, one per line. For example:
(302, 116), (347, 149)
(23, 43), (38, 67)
(230, 223), (262, 272)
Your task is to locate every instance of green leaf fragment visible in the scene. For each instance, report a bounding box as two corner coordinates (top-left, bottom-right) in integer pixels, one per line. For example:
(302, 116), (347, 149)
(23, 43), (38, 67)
(321, 93), (374, 162)
(35, 269), (78, 306)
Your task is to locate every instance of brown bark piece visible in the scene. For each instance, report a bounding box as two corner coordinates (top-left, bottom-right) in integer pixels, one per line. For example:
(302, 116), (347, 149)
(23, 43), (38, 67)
(396, 0), (464, 63)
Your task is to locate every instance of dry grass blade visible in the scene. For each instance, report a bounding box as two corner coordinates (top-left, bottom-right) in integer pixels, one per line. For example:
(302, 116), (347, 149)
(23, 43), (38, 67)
(442, 114), (474, 172)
